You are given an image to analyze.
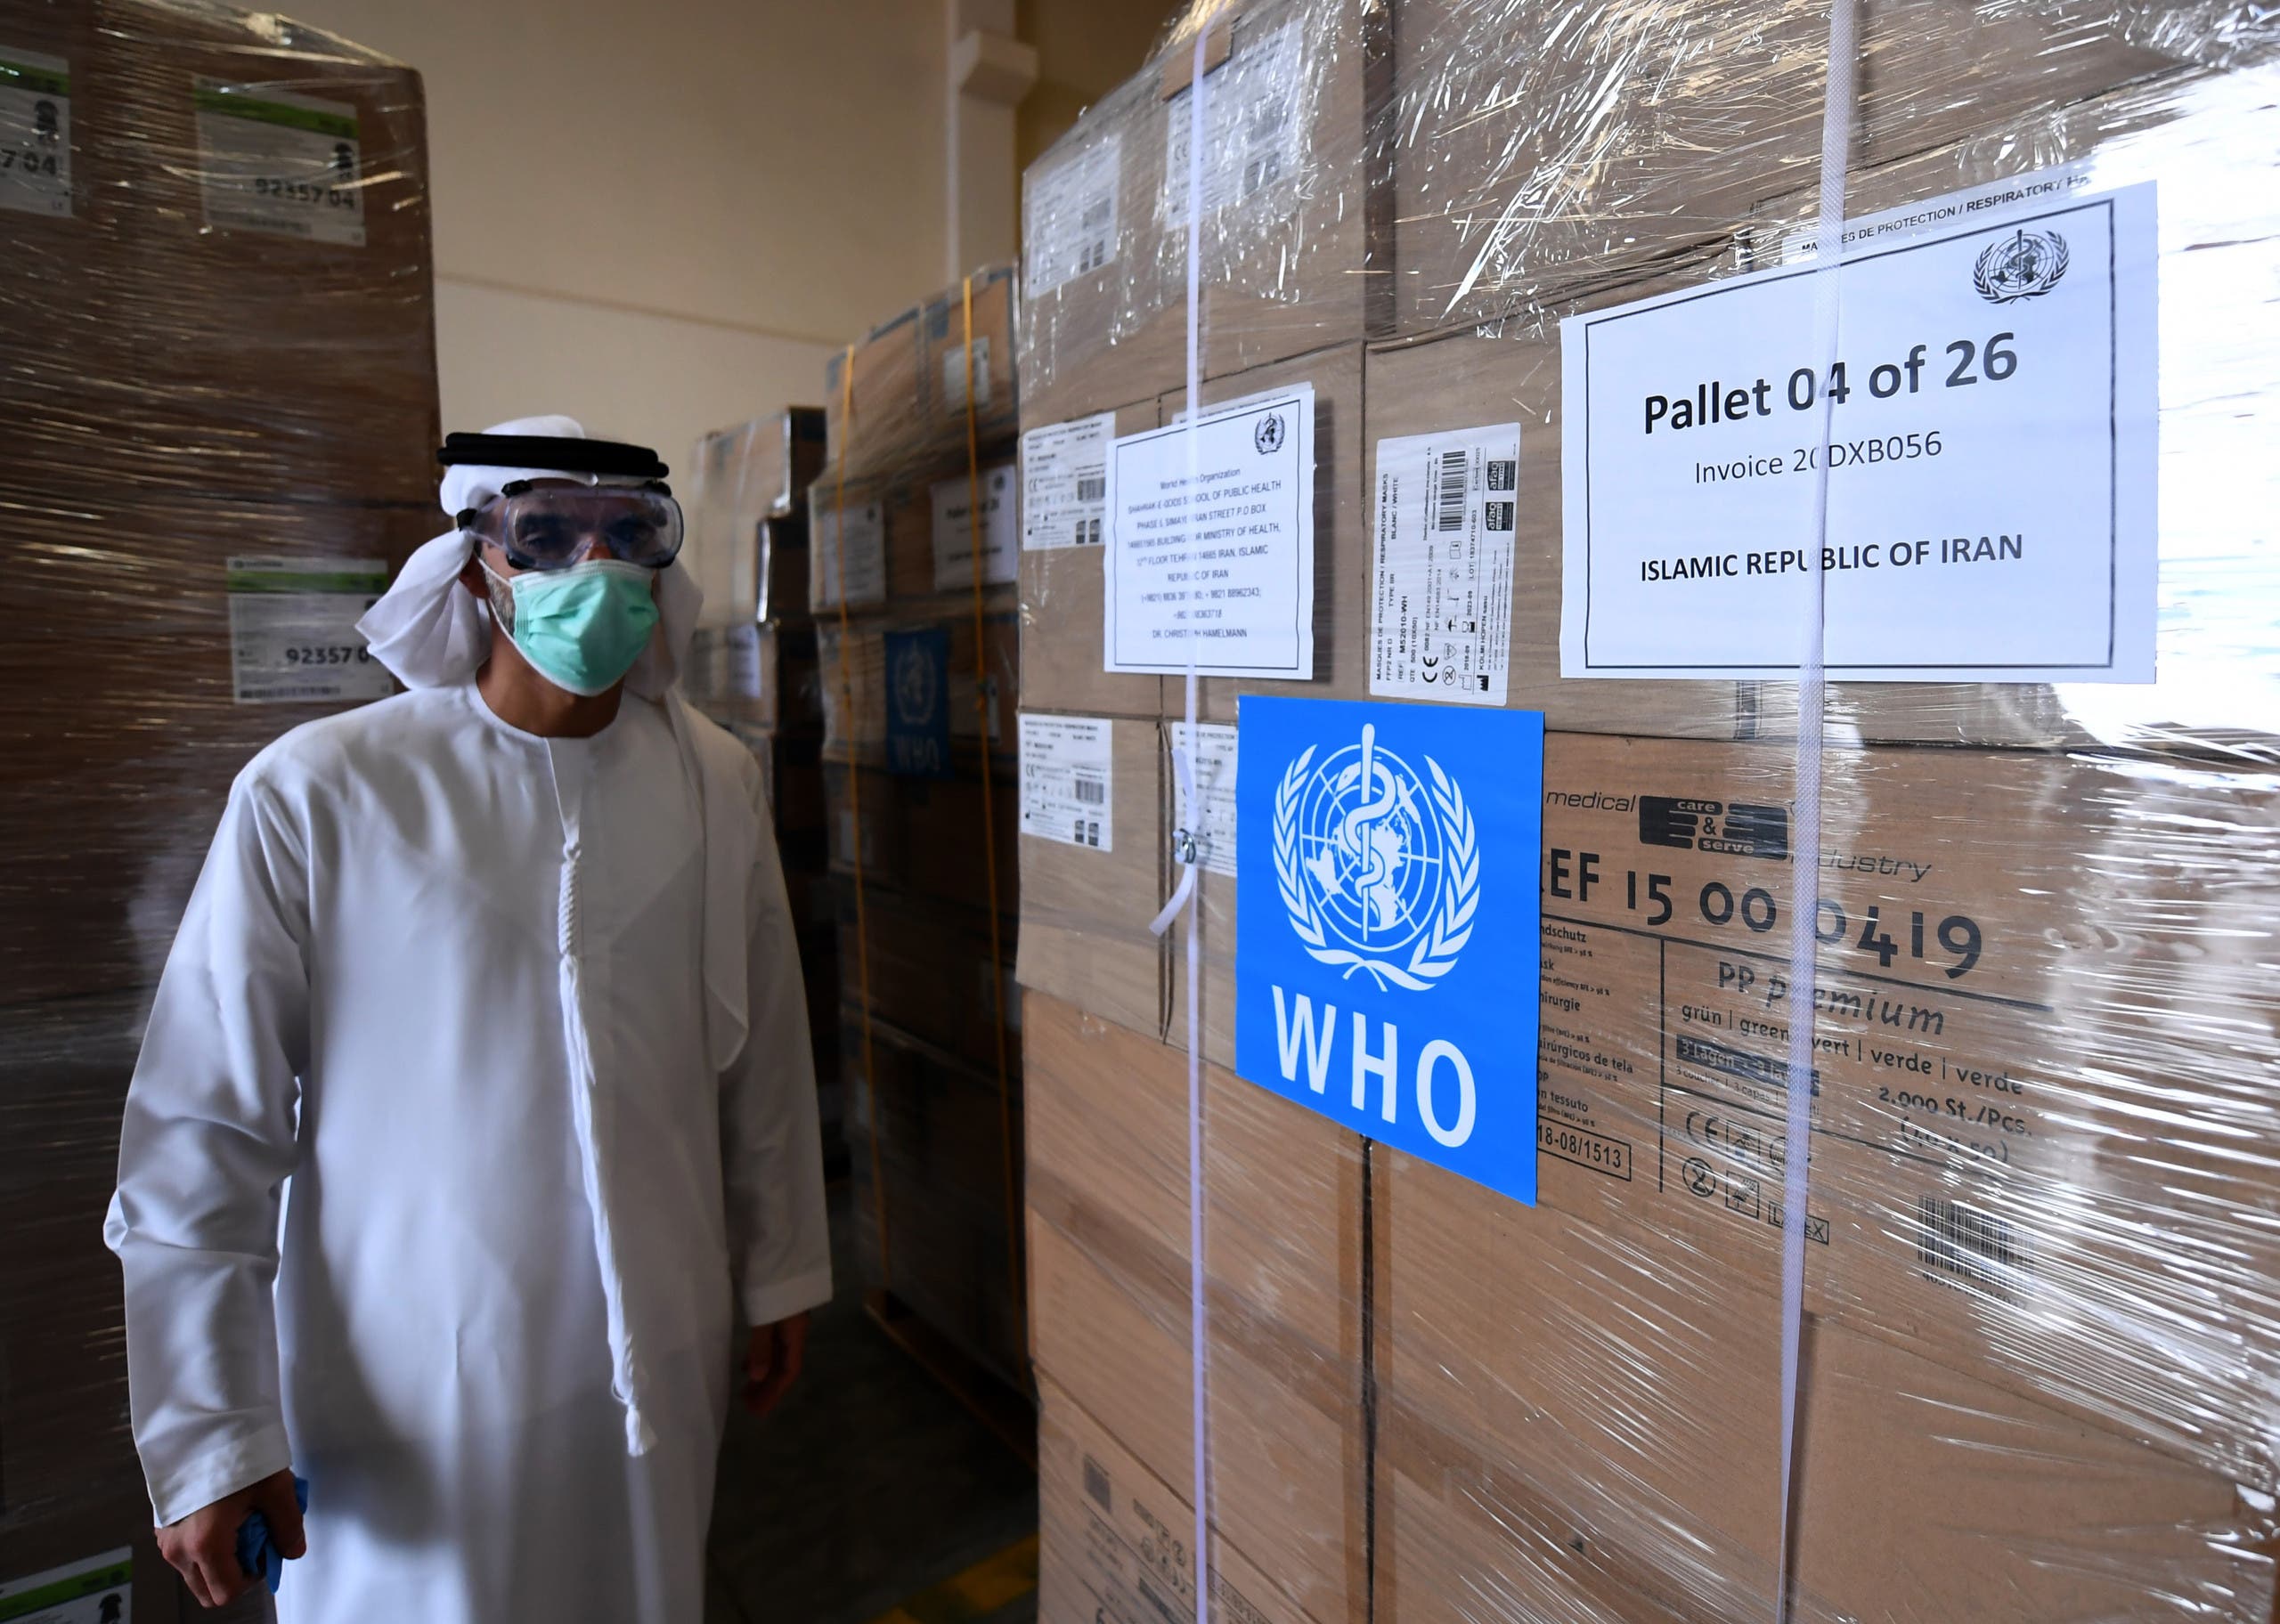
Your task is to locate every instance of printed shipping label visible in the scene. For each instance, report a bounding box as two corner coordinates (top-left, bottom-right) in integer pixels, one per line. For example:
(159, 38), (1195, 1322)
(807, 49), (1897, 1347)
(931, 464), (1018, 591)
(1025, 131), (1120, 296)
(1021, 714), (1113, 852)
(810, 499), (886, 610)
(0, 1546), (132, 1623)
(940, 336), (991, 415)
(1779, 161), (2097, 264)
(226, 557), (391, 705)
(1561, 182), (2156, 681)
(1160, 19), (1305, 221)
(1236, 697), (1545, 1204)
(192, 78), (366, 246)
(1371, 424), (1520, 705)
(1022, 412), (1115, 551)
(1168, 721), (1239, 877)
(0, 48), (71, 218)
(1103, 385), (1315, 678)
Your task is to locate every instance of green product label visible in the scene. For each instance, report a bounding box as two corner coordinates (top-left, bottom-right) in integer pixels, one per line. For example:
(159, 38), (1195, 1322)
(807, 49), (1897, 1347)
(0, 1558), (132, 1622)
(195, 83), (358, 140)
(227, 568), (388, 595)
(0, 56), (69, 96)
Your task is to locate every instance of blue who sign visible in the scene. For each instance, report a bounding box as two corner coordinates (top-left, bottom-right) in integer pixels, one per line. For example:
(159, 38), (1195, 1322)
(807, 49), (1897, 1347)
(1235, 697), (1545, 1204)
(884, 626), (951, 778)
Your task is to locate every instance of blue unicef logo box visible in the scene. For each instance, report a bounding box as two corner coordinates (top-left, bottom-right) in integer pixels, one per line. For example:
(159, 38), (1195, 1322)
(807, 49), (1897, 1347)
(1235, 696), (1545, 1205)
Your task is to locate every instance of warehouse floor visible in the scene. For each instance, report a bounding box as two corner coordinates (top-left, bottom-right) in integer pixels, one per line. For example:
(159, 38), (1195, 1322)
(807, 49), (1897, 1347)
(705, 1181), (1039, 1623)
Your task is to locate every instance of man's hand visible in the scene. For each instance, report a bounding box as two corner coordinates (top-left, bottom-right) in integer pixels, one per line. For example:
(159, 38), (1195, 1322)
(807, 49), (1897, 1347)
(743, 1312), (811, 1417)
(157, 1466), (305, 1610)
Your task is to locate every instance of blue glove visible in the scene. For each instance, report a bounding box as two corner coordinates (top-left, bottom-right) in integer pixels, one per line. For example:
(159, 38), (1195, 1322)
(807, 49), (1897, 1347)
(235, 1475), (310, 1595)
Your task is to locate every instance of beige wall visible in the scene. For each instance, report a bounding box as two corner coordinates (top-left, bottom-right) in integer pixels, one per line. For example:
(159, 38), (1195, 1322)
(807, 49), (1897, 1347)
(277, 0), (951, 464)
(277, 0), (1173, 466)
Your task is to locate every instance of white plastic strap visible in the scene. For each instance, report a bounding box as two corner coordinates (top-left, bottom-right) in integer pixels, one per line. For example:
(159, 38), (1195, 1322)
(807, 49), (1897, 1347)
(1777, 0), (1856, 1613)
(1136, 23), (1217, 1624)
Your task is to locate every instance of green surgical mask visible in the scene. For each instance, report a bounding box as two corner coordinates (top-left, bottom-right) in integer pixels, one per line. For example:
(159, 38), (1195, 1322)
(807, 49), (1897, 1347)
(483, 557), (660, 696)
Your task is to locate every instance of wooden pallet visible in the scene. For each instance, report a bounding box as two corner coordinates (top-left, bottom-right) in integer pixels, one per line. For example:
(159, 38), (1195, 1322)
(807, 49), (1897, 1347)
(863, 1288), (1037, 1469)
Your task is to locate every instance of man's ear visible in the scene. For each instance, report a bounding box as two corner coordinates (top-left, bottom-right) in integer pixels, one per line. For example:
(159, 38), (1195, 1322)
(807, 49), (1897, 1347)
(458, 557), (486, 597)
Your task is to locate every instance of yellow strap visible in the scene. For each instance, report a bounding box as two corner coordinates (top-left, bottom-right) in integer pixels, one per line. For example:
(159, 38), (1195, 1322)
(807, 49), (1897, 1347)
(834, 343), (892, 1287)
(862, 1533), (1039, 1624)
(963, 275), (1028, 1378)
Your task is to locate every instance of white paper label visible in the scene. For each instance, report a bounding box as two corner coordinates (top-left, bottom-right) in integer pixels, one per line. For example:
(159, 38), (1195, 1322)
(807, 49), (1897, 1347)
(193, 79), (366, 246)
(226, 557), (391, 705)
(932, 464), (1018, 591)
(810, 499), (886, 611)
(0, 1546), (133, 1622)
(1371, 424), (1520, 704)
(1779, 161), (2097, 264)
(1103, 384), (1315, 678)
(1168, 721), (1238, 878)
(1022, 412), (1115, 551)
(0, 48), (71, 218)
(1021, 714), (1113, 851)
(940, 335), (992, 414)
(723, 622), (763, 699)
(1026, 132), (1120, 296)
(1561, 183), (2156, 683)
(1161, 20), (1305, 221)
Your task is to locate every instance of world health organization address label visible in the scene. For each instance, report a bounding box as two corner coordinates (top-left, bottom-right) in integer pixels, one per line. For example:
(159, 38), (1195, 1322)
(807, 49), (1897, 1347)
(1560, 183), (2156, 683)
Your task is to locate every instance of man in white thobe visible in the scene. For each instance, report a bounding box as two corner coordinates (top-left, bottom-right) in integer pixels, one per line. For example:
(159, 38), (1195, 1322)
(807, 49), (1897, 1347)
(104, 418), (831, 1619)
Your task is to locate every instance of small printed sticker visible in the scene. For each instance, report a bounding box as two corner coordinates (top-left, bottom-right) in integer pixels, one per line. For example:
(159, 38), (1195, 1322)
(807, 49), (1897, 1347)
(226, 557), (391, 705)
(0, 47), (72, 218)
(192, 78), (366, 246)
(1021, 714), (1113, 851)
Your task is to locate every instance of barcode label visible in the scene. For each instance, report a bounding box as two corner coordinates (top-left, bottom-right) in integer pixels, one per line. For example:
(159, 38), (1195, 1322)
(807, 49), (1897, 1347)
(1022, 412), (1114, 553)
(1916, 1196), (2027, 1297)
(1437, 450), (1469, 532)
(1074, 775), (1106, 805)
(1084, 1454), (1112, 1514)
(1021, 713), (1114, 852)
(1026, 132), (1120, 295)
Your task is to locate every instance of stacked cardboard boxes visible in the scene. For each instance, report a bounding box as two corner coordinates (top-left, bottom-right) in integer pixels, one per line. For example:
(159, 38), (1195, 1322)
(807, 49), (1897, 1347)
(682, 409), (842, 1163)
(0, 2), (439, 1612)
(1017, 2), (2280, 1620)
(817, 266), (1030, 1388)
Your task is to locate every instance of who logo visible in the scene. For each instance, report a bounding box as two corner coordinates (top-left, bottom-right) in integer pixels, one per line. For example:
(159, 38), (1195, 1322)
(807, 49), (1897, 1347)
(1237, 697), (1545, 1206)
(1273, 722), (1478, 991)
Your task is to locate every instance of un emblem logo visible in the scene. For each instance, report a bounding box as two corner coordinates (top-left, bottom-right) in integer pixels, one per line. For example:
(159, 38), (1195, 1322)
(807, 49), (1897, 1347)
(891, 636), (937, 726)
(1274, 721), (1479, 991)
(1973, 226), (2069, 304)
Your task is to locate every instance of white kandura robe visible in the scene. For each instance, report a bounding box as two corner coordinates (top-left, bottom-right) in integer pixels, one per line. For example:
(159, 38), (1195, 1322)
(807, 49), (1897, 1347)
(103, 678), (832, 1621)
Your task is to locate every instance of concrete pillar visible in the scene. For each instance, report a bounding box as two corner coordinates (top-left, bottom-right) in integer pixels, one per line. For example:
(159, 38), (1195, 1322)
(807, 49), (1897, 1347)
(946, 0), (1038, 280)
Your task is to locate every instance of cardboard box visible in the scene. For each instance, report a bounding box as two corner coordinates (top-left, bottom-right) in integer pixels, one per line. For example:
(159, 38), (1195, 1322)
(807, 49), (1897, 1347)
(3, 498), (435, 1006)
(1017, 0), (1388, 429)
(826, 762), (1018, 919)
(1017, 396), (1163, 724)
(1377, 1176), (2276, 1622)
(843, 1011), (1025, 1384)
(1179, 725), (2280, 1479)
(1038, 1374), (1316, 1624)
(817, 604), (1019, 769)
(1014, 717), (1165, 1043)
(0, 0), (439, 506)
(1024, 993), (1368, 1624)
(836, 884), (1018, 1079)
(1387, 0), (2185, 335)
(1517, 734), (2280, 1486)
(826, 265), (1018, 483)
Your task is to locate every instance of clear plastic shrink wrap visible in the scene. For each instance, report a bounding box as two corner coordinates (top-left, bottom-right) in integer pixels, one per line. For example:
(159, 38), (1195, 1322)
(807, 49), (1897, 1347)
(0, 0), (438, 1608)
(1012, 1), (2280, 1620)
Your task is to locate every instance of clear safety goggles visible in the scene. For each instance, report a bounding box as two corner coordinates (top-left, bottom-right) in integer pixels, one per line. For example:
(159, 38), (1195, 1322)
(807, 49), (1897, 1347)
(460, 481), (685, 572)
